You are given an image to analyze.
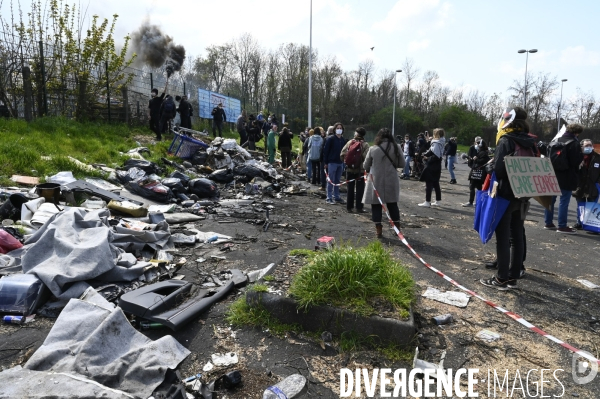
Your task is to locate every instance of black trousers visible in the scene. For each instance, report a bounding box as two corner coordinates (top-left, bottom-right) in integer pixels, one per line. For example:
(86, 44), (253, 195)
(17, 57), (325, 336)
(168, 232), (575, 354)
(281, 151), (292, 168)
(239, 130), (248, 147)
(346, 171), (365, 211)
(469, 180), (483, 204)
(425, 181), (441, 202)
(371, 203), (400, 224)
(495, 199), (526, 281)
(180, 115), (191, 129)
(158, 115), (171, 139)
(311, 161), (321, 184)
(212, 120), (223, 137)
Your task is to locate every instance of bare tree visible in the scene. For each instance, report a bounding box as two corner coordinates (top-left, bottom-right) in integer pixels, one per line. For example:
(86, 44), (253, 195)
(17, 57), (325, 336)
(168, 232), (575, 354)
(401, 58), (420, 108)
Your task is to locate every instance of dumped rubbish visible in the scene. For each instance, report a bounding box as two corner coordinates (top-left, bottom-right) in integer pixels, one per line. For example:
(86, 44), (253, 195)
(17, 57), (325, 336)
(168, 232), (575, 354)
(0, 229), (23, 254)
(0, 274), (49, 315)
(247, 263), (276, 283)
(432, 314), (454, 325)
(118, 280), (234, 331)
(63, 179), (144, 206)
(46, 171), (76, 185)
(412, 347), (447, 379)
(108, 200), (149, 217)
(476, 329), (501, 342)
(203, 362), (214, 372)
(80, 197), (107, 209)
(10, 175), (39, 186)
(422, 287), (470, 308)
(0, 193), (28, 221)
(219, 370), (242, 389)
(35, 183), (61, 204)
(140, 321), (166, 330)
(577, 279), (600, 289)
(263, 374), (307, 399)
(183, 373), (202, 383)
(211, 352), (239, 367)
(315, 236), (335, 251)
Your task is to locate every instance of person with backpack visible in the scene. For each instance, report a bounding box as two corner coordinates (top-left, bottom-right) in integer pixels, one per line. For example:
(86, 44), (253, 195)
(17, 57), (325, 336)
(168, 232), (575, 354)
(322, 123), (347, 204)
(462, 140), (490, 207)
(278, 127), (293, 168)
(341, 127), (369, 213)
(480, 106), (536, 290)
(418, 128), (445, 207)
(303, 128), (313, 182)
(362, 128), (405, 238)
(402, 135), (415, 180)
(211, 103), (227, 138)
(573, 139), (600, 230)
(308, 127), (324, 185)
(543, 123), (584, 233)
(158, 95), (176, 141)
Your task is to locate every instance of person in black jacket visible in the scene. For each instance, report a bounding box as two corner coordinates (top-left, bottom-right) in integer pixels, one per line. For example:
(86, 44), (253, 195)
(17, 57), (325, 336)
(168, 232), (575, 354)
(543, 123), (584, 233)
(446, 137), (458, 184)
(148, 88), (165, 137)
(573, 139), (600, 230)
(245, 120), (261, 151)
(211, 103), (227, 138)
(158, 95), (176, 141)
(278, 127), (293, 168)
(177, 95), (193, 129)
(480, 107), (535, 290)
(462, 140), (490, 207)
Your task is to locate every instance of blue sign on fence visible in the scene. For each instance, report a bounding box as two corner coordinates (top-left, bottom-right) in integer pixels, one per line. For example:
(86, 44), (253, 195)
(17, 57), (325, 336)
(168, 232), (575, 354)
(197, 89), (241, 122)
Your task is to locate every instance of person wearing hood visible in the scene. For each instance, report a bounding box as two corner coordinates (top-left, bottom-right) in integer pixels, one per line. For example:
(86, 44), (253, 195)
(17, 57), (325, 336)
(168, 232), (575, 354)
(543, 123), (584, 233)
(308, 127), (324, 185)
(362, 128), (405, 238)
(572, 138), (600, 230)
(418, 128), (445, 207)
(322, 123), (347, 204)
(480, 106), (536, 290)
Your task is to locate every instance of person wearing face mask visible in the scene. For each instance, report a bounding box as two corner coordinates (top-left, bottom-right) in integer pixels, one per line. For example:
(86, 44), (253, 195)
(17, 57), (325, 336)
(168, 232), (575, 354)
(211, 103), (227, 138)
(322, 123), (347, 204)
(148, 88), (165, 138)
(572, 139), (600, 230)
(462, 140), (490, 207)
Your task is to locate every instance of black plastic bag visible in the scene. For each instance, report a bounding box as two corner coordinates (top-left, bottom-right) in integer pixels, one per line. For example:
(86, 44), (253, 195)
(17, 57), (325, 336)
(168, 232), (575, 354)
(122, 159), (164, 175)
(233, 165), (264, 180)
(188, 178), (220, 199)
(168, 171), (191, 186)
(116, 167), (146, 184)
(161, 178), (186, 193)
(125, 177), (174, 203)
(209, 169), (235, 184)
(191, 152), (208, 166)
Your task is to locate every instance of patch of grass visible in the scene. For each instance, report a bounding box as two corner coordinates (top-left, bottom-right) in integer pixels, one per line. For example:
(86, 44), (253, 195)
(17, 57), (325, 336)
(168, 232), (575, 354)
(338, 331), (414, 361)
(289, 241), (414, 317)
(289, 248), (316, 258)
(251, 284), (269, 292)
(262, 275), (275, 282)
(226, 295), (299, 337)
(0, 117), (175, 185)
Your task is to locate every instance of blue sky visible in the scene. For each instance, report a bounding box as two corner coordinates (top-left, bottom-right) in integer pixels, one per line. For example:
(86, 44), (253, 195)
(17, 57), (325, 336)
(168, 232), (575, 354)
(5, 0), (599, 102)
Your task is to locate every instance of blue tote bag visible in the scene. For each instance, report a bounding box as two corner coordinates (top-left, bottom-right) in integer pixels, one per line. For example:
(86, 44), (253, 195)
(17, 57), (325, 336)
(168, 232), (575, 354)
(578, 184), (600, 233)
(473, 172), (510, 244)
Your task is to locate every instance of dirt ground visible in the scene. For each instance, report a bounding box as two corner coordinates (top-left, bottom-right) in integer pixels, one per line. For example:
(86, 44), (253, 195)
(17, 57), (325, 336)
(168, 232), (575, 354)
(1, 159), (599, 398)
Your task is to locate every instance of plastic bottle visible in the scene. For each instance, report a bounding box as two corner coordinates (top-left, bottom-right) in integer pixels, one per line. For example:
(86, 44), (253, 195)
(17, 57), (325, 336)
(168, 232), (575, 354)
(263, 374), (307, 399)
(140, 321), (164, 330)
(206, 235), (218, 243)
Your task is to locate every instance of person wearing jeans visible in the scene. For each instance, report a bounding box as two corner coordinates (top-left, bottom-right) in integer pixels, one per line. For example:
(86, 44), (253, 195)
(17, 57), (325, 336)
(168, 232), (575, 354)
(544, 189), (573, 230)
(322, 123), (347, 204)
(341, 127), (369, 213)
(402, 135), (415, 179)
(446, 137), (458, 184)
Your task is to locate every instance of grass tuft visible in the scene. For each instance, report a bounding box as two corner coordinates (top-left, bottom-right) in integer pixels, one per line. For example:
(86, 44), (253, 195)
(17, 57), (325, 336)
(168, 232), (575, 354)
(226, 295), (299, 337)
(289, 241), (414, 317)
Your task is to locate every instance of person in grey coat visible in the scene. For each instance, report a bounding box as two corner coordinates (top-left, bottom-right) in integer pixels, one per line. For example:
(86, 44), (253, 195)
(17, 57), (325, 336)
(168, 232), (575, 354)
(362, 128), (405, 238)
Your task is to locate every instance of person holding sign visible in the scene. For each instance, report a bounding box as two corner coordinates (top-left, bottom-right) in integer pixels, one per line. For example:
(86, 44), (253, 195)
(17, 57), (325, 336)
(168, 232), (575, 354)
(543, 123), (584, 233)
(573, 139), (600, 230)
(480, 107), (536, 290)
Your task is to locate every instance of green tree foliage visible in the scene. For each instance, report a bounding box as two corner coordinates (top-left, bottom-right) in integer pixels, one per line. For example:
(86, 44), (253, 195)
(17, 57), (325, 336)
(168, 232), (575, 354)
(438, 104), (488, 144)
(369, 106), (424, 135)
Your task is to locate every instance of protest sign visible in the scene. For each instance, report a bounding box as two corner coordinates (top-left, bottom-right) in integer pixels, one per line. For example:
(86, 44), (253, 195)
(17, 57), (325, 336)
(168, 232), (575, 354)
(505, 156), (561, 197)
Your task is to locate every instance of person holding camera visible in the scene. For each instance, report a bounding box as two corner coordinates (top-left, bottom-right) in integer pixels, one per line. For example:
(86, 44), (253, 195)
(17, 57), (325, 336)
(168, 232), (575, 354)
(462, 140), (490, 207)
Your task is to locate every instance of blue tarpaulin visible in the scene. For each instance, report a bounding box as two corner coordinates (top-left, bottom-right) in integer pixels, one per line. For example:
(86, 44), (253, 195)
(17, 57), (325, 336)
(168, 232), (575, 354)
(197, 89), (241, 122)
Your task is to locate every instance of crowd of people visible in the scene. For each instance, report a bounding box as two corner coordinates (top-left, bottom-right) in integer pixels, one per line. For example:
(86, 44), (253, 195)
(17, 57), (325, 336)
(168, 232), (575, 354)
(148, 88), (194, 141)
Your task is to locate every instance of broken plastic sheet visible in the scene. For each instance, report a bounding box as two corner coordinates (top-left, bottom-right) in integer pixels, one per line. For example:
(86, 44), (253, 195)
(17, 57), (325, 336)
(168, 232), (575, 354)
(193, 230), (232, 244)
(422, 287), (470, 308)
(244, 159), (278, 179)
(112, 219), (174, 252)
(47, 171), (77, 185)
(22, 292), (190, 398)
(84, 177), (122, 192)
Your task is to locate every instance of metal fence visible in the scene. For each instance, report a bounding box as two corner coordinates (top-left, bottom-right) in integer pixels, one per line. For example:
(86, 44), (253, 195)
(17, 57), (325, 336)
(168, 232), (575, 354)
(0, 30), (203, 127)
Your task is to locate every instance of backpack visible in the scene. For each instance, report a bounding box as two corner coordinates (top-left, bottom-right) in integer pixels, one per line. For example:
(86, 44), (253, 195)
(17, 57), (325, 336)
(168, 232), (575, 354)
(163, 99), (175, 116)
(344, 139), (363, 168)
(308, 136), (323, 161)
(547, 139), (575, 171)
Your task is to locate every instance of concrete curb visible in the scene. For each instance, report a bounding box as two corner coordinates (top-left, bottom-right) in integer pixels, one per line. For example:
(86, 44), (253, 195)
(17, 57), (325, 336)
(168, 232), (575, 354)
(246, 291), (416, 348)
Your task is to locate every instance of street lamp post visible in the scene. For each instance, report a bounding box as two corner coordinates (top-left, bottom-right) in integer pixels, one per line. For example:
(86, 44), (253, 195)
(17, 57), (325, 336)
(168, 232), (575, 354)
(308, 0), (312, 128)
(557, 78), (567, 133)
(392, 69), (402, 135)
(518, 49), (538, 109)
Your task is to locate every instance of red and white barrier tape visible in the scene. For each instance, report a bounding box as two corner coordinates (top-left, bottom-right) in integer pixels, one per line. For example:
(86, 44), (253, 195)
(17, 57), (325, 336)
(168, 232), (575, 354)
(367, 173), (600, 366)
(324, 170), (366, 186)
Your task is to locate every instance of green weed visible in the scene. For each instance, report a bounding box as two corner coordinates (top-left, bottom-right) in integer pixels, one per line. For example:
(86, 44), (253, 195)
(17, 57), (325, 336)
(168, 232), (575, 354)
(289, 241), (415, 318)
(226, 295), (299, 337)
(289, 248), (317, 258)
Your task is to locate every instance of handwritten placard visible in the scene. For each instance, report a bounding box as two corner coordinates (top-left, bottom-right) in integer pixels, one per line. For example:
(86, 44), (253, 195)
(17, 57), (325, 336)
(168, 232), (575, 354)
(505, 157), (562, 197)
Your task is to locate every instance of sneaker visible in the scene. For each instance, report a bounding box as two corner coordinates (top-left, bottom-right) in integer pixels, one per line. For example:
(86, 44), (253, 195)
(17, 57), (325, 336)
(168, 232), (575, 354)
(544, 223), (557, 230)
(506, 280), (518, 289)
(557, 227), (576, 234)
(485, 261), (498, 269)
(335, 198), (346, 205)
(346, 208), (354, 213)
(326, 199), (335, 205)
(431, 200), (441, 206)
(480, 276), (511, 291)
(461, 202), (473, 207)
(519, 269), (526, 279)
(449, 179), (457, 184)
(418, 201), (431, 207)
(356, 208), (367, 213)
(319, 187), (325, 191)
(572, 222), (583, 230)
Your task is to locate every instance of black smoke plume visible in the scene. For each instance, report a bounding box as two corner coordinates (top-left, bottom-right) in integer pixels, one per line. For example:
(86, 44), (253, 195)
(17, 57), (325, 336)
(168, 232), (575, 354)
(131, 21), (186, 77)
